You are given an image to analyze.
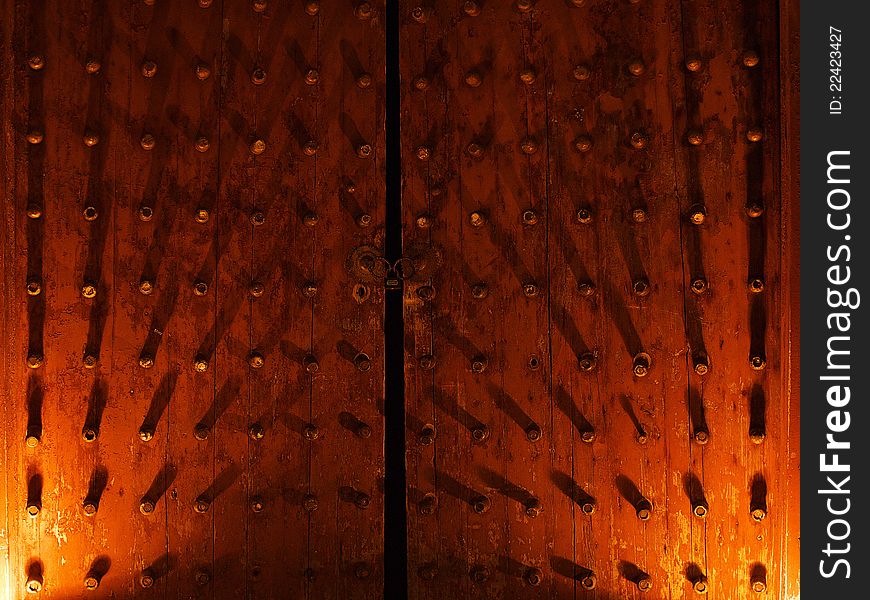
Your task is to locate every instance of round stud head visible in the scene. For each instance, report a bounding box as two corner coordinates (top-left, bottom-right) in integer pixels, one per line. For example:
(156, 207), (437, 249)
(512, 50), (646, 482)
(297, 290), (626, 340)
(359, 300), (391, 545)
(250, 67), (267, 85)
(356, 73), (373, 89)
(463, 1), (481, 17)
(572, 64), (591, 81)
(471, 425), (490, 443)
(742, 50), (760, 68)
(525, 424), (542, 442)
(26, 354), (44, 369)
(471, 283), (489, 299)
(689, 204), (707, 224)
(26, 204), (43, 219)
(410, 6), (429, 22)
(354, 492), (371, 510)
(250, 139), (266, 155)
(636, 504), (652, 520)
(749, 278), (765, 293)
(194, 423), (210, 440)
(139, 205), (154, 221)
(522, 282), (539, 298)
(633, 352), (651, 377)
(139, 355), (154, 369)
(84, 131), (100, 147)
(250, 496), (265, 513)
(193, 357), (208, 373)
(471, 355), (488, 373)
(81, 283), (97, 298)
(139, 280), (154, 295)
(26, 280), (42, 296)
(83, 205), (99, 221)
(524, 567), (543, 587)
(140, 133), (156, 150)
(751, 506), (767, 521)
(525, 499), (543, 518)
(632, 278), (650, 297)
(574, 135), (593, 153)
(746, 128), (763, 143)
(413, 76), (430, 90)
(520, 138), (538, 155)
(580, 573), (597, 590)
(356, 213), (372, 228)
(472, 495), (491, 514)
(693, 576), (708, 593)
(138, 428), (154, 442)
(469, 211), (487, 227)
(418, 354), (435, 370)
(519, 68), (536, 84)
(693, 503), (708, 518)
(694, 429), (710, 445)
(693, 357), (709, 376)
(196, 64), (211, 80)
(84, 59), (100, 74)
(141, 61), (157, 78)
(84, 575), (99, 590)
(354, 1), (373, 19)
(356, 143), (373, 158)
(630, 132), (648, 149)
(466, 142), (483, 158)
(26, 433), (40, 448)
(26, 577), (43, 593)
(581, 501), (596, 515)
(746, 201), (765, 218)
(140, 571), (155, 588)
(751, 579), (767, 593)
(252, 0), (267, 12)
(82, 427), (98, 442)
(355, 562), (372, 579)
(356, 423), (372, 438)
(28, 54), (45, 70)
(686, 129), (704, 146)
(195, 208), (210, 223)
(248, 423), (265, 441)
(194, 569), (211, 585)
(464, 70), (482, 87)
(195, 137), (210, 153)
(303, 354), (320, 373)
(580, 429), (596, 443)
(250, 210), (266, 226)
(419, 424), (436, 445)
(637, 576), (653, 591)
(685, 56), (703, 72)
(354, 353), (372, 372)
(749, 428), (766, 444)
(578, 352), (596, 372)
(305, 69), (320, 85)
(416, 285), (435, 301)
(27, 503), (40, 517)
(690, 278), (708, 295)
(578, 281), (596, 298)
(628, 59), (645, 76)
(415, 145), (431, 161)
(248, 352), (265, 369)
(83, 354), (97, 369)
(522, 209), (539, 225)
(193, 498), (210, 513)
(470, 566), (489, 583)
(632, 207), (648, 223)
(199, 0), (213, 7)
(193, 281), (209, 296)
(419, 493), (437, 515)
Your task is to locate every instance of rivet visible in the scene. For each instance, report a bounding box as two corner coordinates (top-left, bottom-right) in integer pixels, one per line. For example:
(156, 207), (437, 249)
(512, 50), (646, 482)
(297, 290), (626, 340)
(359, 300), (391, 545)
(194, 497), (210, 513)
(742, 50), (760, 68)
(248, 423), (265, 440)
(83, 131), (99, 147)
(470, 566), (490, 584)
(577, 282), (596, 299)
(632, 207), (648, 223)
(194, 423), (210, 440)
(749, 355), (766, 371)
(630, 131), (648, 150)
(139, 354), (154, 369)
(521, 138), (538, 154)
(139, 205), (154, 221)
(751, 578), (767, 593)
(85, 59), (101, 74)
(471, 283), (489, 299)
(193, 356), (208, 373)
(26, 280), (42, 296)
(746, 127), (763, 143)
(632, 278), (650, 297)
(82, 427), (97, 442)
(83, 353), (97, 368)
(356, 72), (373, 89)
(84, 575), (99, 590)
(746, 201), (765, 218)
(26, 503), (40, 518)
(415, 213), (433, 229)
(303, 0), (320, 15)
(694, 353), (710, 375)
(636, 429), (647, 443)
(748, 277), (765, 293)
(139, 498), (155, 515)
(355, 1), (373, 19)
(26, 575), (43, 593)
(464, 70), (482, 87)
(689, 204), (707, 224)
(686, 129), (704, 146)
(354, 353), (372, 372)
(516, 0), (534, 13)
(524, 567), (543, 587)
(250, 210), (266, 226)
(413, 76), (430, 91)
(81, 283), (97, 298)
(633, 352), (651, 377)
(692, 576), (708, 594)
(685, 56), (703, 72)
(27, 54), (45, 70)
(196, 63), (211, 80)
(750, 428), (766, 444)
(354, 491), (371, 509)
(249, 351), (265, 369)
(693, 501), (709, 519)
(356, 213), (372, 227)
(82, 501), (97, 516)
(26, 353), (44, 369)
(411, 6), (430, 22)
(628, 59), (645, 76)
(522, 282), (539, 297)
(690, 277), (707, 294)
(303, 354), (319, 373)
(419, 493), (437, 515)
(471, 424), (490, 443)
(580, 429), (596, 443)
(356, 143), (373, 158)
(419, 423), (436, 445)
(694, 428), (709, 444)
(250, 496), (265, 512)
(251, 67), (267, 85)
(635, 498), (653, 520)
(26, 204), (43, 219)
(141, 60), (157, 78)
(580, 573), (597, 590)
(305, 69), (320, 85)
(572, 64), (591, 81)
(418, 354), (436, 370)
(199, 0), (213, 7)
(195, 137), (210, 153)
(194, 569), (211, 586)
(469, 210), (487, 227)
(466, 142), (483, 158)
(356, 423), (372, 438)
(751, 506), (767, 521)
(578, 352), (596, 372)
(569, 0), (586, 6)
(138, 427), (154, 442)
(580, 500), (596, 514)
(299, 281), (317, 298)
(303, 211), (319, 226)
(415, 145), (431, 161)
(193, 281), (209, 296)
(250, 139), (266, 155)
(195, 208), (210, 223)
(26, 130), (44, 145)
(416, 286), (435, 302)
(463, 1), (481, 17)
(528, 355), (540, 370)
(525, 424), (542, 442)
(574, 135), (593, 153)
(250, 0), (267, 11)
(471, 356), (487, 373)
(139, 279), (154, 295)
(525, 498), (543, 518)
(522, 209), (539, 225)
(472, 494), (491, 514)
(140, 134), (156, 151)
(140, 571), (155, 588)
(355, 562), (372, 579)
(575, 207), (593, 224)
(519, 68), (536, 85)
(83, 205), (99, 221)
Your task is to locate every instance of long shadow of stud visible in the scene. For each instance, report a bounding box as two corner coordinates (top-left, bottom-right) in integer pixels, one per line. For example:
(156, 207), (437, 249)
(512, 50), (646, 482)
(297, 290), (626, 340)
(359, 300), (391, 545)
(749, 383), (766, 439)
(618, 394), (646, 438)
(486, 383), (535, 435)
(553, 384), (595, 438)
(27, 471), (43, 513)
(140, 370), (176, 437)
(26, 376), (43, 443)
(84, 466), (109, 511)
(477, 466), (535, 508)
(551, 470), (596, 507)
(83, 379), (108, 441)
(688, 386), (708, 441)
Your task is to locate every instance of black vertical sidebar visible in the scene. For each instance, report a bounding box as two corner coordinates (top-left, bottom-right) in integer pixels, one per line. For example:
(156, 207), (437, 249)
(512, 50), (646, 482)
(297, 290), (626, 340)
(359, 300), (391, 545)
(801, 0), (869, 596)
(384, 0), (408, 597)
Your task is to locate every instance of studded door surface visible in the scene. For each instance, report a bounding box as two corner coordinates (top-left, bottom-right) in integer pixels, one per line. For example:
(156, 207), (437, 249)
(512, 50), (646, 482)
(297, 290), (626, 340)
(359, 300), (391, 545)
(400, 1), (798, 599)
(1, 0), (384, 598)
